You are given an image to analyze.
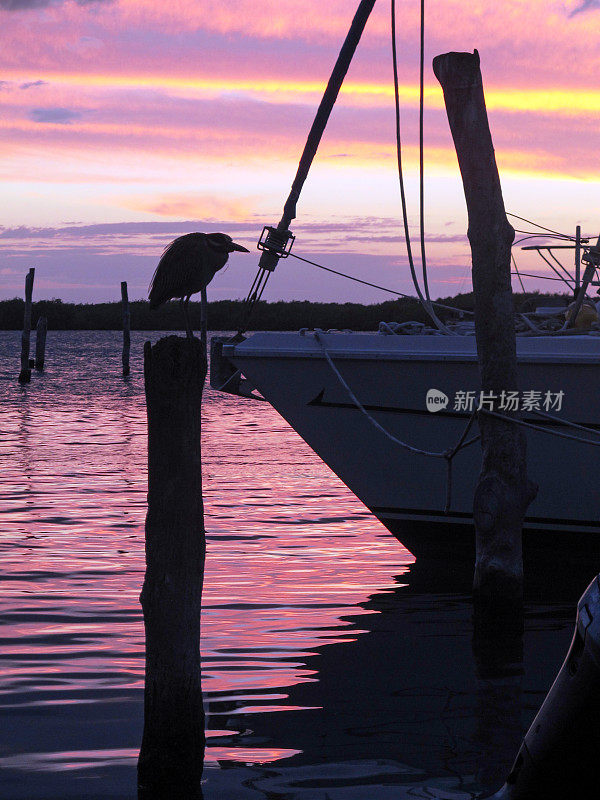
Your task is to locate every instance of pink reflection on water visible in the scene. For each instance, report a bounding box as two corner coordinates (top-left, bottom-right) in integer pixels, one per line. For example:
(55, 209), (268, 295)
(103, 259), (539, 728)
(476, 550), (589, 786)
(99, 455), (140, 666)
(0, 748), (139, 772)
(204, 746), (302, 765)
(0, 331), (412, 772)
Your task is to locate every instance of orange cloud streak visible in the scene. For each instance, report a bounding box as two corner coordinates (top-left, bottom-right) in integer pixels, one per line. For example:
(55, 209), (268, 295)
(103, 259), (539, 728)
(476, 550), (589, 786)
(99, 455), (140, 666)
(3, 67), (600, 118)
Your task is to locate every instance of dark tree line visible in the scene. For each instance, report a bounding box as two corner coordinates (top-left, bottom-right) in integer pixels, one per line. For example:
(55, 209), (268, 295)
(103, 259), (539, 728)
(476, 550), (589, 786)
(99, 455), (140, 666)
(0, 293), (568, 331)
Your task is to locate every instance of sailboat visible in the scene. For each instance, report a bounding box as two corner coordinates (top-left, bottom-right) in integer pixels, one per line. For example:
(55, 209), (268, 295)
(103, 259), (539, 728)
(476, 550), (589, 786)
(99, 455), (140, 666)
(210, 1), (600, 555)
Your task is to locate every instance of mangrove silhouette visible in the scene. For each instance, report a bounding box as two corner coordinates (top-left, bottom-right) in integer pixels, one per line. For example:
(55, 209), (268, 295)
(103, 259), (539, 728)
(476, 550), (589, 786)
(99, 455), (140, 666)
(0, 292), (569, 331)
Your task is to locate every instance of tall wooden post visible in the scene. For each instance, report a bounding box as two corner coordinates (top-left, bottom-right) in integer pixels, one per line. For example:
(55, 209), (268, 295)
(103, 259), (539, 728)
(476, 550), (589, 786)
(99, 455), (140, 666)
(121, 281), (131, 377)
(18, 268), (35, 384)
(35, 316), (47, 372)
(433, 51), (536, 621)
(138, 336), (206, 799)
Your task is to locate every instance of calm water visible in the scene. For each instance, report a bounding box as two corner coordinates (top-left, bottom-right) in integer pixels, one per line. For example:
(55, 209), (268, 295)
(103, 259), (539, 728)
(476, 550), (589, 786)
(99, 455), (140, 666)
(0, 331), (595, 799)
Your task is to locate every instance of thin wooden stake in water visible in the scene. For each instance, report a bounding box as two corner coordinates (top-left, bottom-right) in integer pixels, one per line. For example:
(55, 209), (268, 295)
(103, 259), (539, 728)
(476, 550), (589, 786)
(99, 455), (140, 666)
(18, 268), (35, 384)
(35, 316), (47, 372)
(200, 285), (208, 354)
(138, 336), (206, 800)
(121, 281), (131, 377)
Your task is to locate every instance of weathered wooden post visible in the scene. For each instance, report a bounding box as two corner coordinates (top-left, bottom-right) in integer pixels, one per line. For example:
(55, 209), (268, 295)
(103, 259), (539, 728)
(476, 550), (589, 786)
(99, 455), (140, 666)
(35, 316), (47, 372)
(433, 51), (536, 622)
(18, 268), (35, 384)
(121, 281), (131, 377)
(138, 335), (206, 799)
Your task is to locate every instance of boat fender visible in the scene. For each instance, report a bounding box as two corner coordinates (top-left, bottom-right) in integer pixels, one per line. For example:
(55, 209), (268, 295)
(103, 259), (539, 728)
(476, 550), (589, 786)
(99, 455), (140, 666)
(483, 574), (600, 799)
(564, 300), (598, 330)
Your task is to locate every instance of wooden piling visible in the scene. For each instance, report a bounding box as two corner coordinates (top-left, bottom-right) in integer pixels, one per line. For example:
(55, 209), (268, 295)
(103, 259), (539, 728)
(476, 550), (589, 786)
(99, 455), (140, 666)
(138, 335), (206, 799)
(121, 281), (131, 377)
(35, 316), (47, 372)
(18, 268), (35, 384)
(433, 51), (536, 622)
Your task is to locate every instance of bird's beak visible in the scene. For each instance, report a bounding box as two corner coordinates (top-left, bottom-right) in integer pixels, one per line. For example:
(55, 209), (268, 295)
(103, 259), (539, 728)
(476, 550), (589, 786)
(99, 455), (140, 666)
(230, 241), (250, 253)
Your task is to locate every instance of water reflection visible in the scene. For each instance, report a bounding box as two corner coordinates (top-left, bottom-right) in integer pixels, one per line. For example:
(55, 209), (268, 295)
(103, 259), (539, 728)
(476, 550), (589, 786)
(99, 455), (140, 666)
(200, 555), (587, 799)
(472, 622), (524, 794)
(0, 332), (595, 799)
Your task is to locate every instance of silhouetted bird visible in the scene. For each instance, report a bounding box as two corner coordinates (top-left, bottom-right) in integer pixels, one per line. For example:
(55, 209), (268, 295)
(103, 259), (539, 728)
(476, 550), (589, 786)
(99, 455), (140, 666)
(149, 232), (249, 340)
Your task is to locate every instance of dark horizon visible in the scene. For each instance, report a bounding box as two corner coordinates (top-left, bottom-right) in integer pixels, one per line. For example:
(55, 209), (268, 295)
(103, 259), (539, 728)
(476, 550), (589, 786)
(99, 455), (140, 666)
(0, 290), (570, 331)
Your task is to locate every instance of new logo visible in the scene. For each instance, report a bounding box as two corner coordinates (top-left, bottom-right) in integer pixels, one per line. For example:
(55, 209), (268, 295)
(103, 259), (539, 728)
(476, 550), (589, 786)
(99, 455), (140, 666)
(426, 389), (449, 413)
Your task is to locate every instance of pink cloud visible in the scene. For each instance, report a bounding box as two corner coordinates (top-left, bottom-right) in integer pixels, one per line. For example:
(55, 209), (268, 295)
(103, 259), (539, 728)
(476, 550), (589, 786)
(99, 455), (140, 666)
(0, 0), (598, 304)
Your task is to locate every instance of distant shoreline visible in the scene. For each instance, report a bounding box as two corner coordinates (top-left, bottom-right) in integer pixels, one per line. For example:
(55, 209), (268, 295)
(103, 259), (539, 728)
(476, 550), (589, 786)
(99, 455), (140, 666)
(0, 293), (569, 331)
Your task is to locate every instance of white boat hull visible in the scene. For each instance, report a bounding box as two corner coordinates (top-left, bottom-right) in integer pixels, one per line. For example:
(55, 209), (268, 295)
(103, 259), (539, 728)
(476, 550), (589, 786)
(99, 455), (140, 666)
(215, 332), (600, 554)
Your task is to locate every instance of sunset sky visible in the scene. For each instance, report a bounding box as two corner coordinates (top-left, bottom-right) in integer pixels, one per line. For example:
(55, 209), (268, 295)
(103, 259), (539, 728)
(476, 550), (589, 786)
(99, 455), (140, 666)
(1, 0), (599, 303)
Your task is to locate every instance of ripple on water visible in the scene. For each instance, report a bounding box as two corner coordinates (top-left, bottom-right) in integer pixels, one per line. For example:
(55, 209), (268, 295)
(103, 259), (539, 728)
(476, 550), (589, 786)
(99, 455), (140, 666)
(0, 332), (423, 799)
(0, 331), (581, 800)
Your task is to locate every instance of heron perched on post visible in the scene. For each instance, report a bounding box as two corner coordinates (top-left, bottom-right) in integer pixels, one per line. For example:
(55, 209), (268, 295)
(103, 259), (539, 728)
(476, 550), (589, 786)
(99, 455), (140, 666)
(148, 232), (249, 344)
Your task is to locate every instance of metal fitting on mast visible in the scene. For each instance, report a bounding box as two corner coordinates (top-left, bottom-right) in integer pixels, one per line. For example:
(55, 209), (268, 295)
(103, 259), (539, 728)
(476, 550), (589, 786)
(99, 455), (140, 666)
(257, 225), (296, 270)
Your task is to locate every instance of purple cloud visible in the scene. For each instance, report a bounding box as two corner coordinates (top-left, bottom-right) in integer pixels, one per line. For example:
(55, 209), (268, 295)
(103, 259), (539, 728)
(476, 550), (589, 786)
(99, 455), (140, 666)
(0, 0), (110, 8)
(20, 79), (48, 89)
(568, 0), (600, 15)
(29, 107), (82, 124)
(0, 221), (259, 239)
(0, 217), (450, 243)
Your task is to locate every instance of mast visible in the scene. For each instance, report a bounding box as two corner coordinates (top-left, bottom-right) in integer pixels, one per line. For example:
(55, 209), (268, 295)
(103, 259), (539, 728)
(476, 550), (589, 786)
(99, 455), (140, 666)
(238, 0), (377, 332)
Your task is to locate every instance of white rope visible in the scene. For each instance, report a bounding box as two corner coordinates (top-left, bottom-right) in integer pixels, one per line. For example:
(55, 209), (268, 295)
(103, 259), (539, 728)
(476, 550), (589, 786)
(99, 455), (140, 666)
(479, 408), (600, 447)
(532, 408), (600, 437)
(313, 330), (600, 509)
(313, 331), (477, 459)
(314, 331), (600, 452)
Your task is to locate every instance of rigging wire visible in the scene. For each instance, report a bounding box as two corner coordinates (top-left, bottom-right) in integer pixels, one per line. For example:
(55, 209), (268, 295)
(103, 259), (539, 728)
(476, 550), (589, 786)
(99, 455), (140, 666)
(391, 0), (450, 333)
(511, 252), (526, 292)
(536, 249), (575, 287)
(513, 230), (575, 240)
(511, 271), (578, 283)
(506, 212), (574, 240)
(288, 251), (475, 315)
(418, 0), (431, 305)
(548, 249), (576, 284)
(514, 235), (575, 247)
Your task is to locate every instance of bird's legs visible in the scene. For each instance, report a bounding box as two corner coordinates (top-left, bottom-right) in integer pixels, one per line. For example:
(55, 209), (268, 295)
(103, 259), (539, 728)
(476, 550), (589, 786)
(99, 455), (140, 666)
(200, 286), (208, 353)
(182, 296), (193, 339)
